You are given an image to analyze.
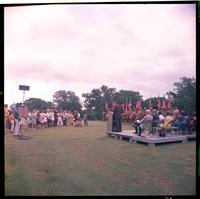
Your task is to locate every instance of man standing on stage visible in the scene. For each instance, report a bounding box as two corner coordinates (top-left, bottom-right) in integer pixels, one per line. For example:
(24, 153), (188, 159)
(113, 102), (124, 132)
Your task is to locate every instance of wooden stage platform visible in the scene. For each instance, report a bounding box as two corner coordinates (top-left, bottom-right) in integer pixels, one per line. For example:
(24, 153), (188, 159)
(105, 130), (196, 147)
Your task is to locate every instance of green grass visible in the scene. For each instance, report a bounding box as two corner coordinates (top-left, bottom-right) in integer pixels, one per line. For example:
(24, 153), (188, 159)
(5, 121), (196, 196)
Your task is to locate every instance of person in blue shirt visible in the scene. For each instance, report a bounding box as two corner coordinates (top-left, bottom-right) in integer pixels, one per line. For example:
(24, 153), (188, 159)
(13, 107), (19, 131)
(178, 110), (187, 134)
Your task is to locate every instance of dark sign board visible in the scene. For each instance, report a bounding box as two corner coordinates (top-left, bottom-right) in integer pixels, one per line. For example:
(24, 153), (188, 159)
(19, 85), (30, 90)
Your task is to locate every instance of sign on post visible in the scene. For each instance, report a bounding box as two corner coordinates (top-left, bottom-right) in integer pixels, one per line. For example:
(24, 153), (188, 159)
(19, 85), (30, 104)
(19, 85), (30, 90)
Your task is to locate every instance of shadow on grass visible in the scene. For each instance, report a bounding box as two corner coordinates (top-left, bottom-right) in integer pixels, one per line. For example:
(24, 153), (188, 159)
(17, 136), (34, 140)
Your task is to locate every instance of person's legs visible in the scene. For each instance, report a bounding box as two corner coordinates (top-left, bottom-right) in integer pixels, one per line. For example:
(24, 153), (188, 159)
(10, 120), (14, 132)
(138, 126), (142, 136)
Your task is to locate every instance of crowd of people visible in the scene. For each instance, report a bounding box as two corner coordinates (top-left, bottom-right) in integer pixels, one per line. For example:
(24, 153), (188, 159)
(4, 104), (89, 137)
(107, 105), (196, 137)
(4, 103), (196, 138)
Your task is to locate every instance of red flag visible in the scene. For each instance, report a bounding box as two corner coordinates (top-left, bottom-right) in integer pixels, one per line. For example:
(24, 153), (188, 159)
(125, 102), (127, 112)
(124, 99), (127, 111)
(162, 98), (166, 109)
(136, 101), (139, 109)
(167, 95), (171, 109)
(148, 98), (152, 109)
(136, 100), (141, 110)
(139, 101), (142, 110)
(129, 98), (132, 111)
(127, 99), (130, 111)
(157, 97), (161, 110)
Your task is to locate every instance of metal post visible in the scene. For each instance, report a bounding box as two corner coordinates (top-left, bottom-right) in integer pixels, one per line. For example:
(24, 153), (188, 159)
(23, 90), (25, 105)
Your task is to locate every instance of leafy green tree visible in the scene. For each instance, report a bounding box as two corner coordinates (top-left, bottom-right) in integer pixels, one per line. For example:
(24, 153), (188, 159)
(53, 90), (82, 112)
(24, 98), (53, 111)
(168, 77), (196, 113)
(100, 85), (116, 110)
(114, 90), (142, 108)
(82, 88), (104, 120)
(82, 85), (116, 120)
(82, 85), (143, 120)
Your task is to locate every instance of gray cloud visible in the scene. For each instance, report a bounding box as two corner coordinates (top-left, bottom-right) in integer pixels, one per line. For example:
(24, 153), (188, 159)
(4, 4), (196, 105)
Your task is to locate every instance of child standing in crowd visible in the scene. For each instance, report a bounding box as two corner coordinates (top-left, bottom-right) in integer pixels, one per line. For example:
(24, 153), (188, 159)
(50, 110), (54, 127)
(62, 110), (68, 126)
(54, 110), (58, 127)
(68, 111), (74, 127)
(83, 113), (88, 127)
(57, 111), (63, 127)
(44, 111), (48, 128)
(9, 111), (15, 133)
(31, 111), (37, 130)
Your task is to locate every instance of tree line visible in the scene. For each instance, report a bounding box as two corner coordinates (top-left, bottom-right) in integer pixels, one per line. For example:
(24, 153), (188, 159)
(11, 76), (195, 120)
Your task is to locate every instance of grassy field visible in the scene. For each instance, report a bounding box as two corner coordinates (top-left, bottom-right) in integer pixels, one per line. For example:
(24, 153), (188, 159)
(5, 121), (196, 196)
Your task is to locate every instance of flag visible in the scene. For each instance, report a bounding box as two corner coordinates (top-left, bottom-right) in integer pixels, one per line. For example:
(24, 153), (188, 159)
(162, 97), (166, 109)
(157, 97), (161, 110)
(127, 98), (132, 111)
(167, 95), (171, 109)
(136, 100), (141, 110)
(148, 98), (152, 109)
(124, 99), (128, 112)
(112, 101), (115, 110)
(105, 101), (108, 110)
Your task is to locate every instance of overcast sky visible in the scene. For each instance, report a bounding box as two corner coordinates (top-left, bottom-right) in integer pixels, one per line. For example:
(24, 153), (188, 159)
(4, 3), (196, 106)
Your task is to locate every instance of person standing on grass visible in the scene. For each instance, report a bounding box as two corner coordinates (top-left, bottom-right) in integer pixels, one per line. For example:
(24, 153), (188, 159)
(57, 111), (63, 127)
(83, 113), (88, 127)
(44, 111), (48, 128)
(31, 110), (37, 130)
(27, 111), (32, 129)
(36, 111), (40, 128)
(13, 107), (19, 131)
(14, 118), (21, 137)
(9, 111), (15, 133)
(68, 111), (74, 127)
(4, 104), (9, 130)
(39, 111), (45, 128)
(50, 110), (54, 127)
(47, 109), (51, 128)
(54, 110), (58, 127)
(62, 110), (68, 126)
